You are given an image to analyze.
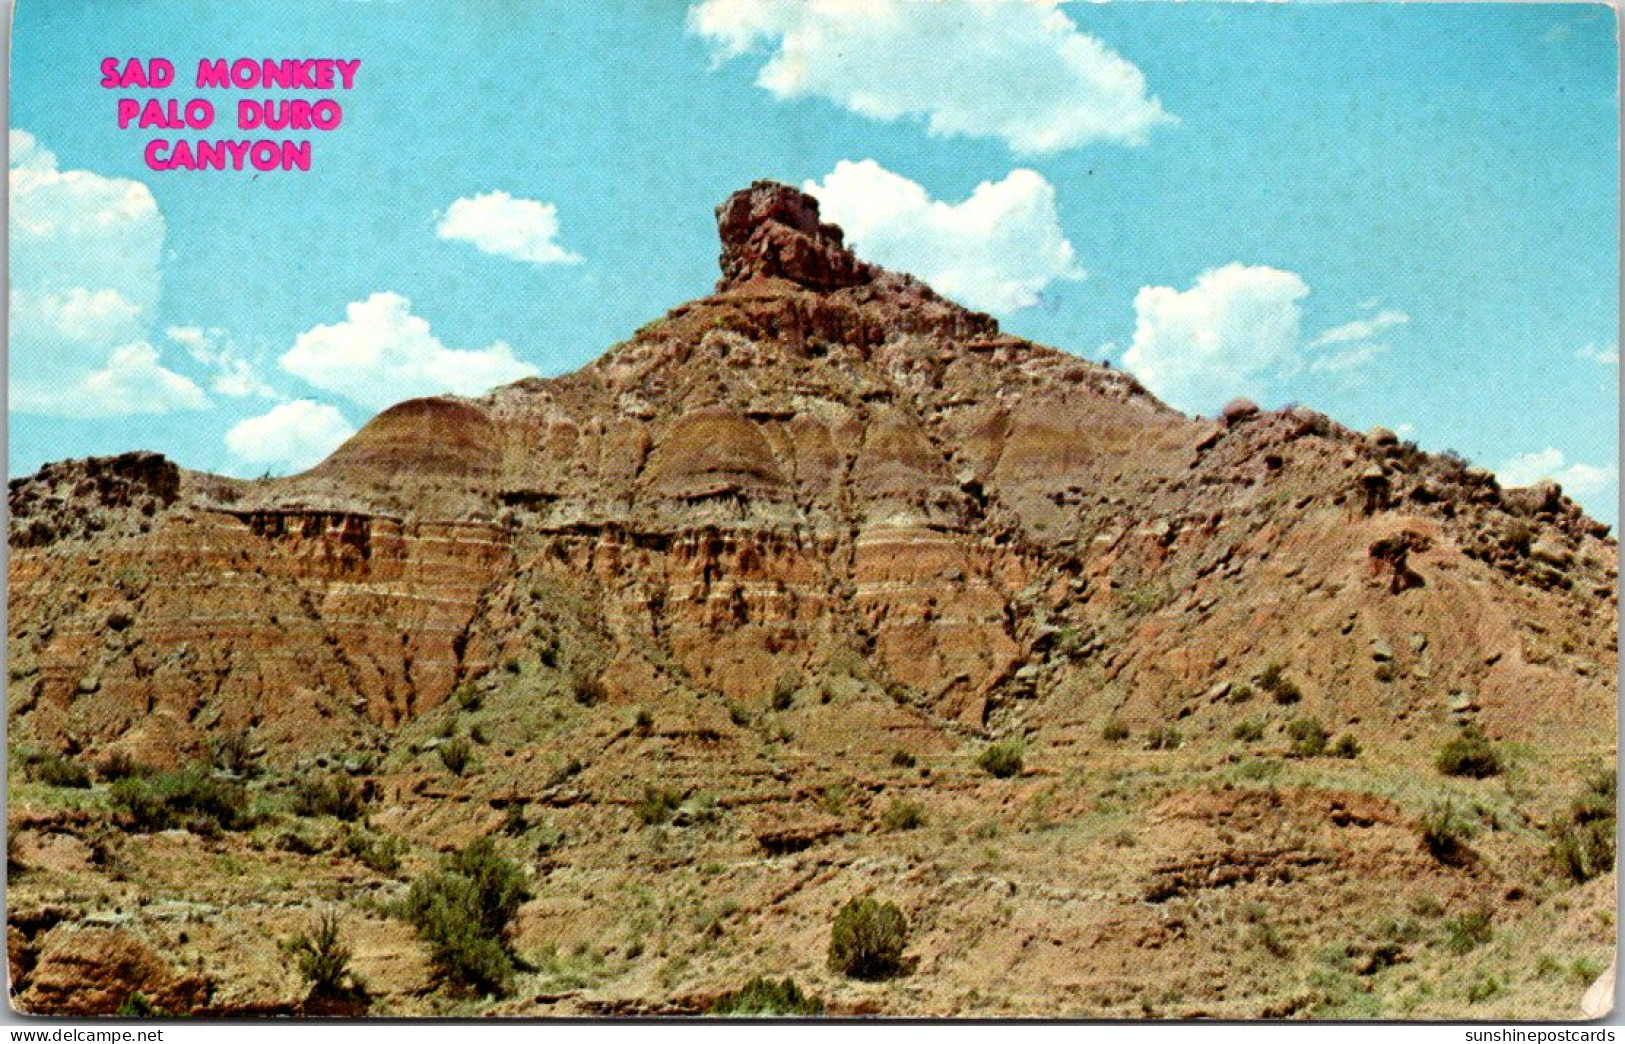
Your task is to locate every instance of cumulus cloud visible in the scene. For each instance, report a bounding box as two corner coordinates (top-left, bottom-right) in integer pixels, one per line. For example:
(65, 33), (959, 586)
(1497, 447), (1618, 498)
(435, 191), (582, 265)
(166, 326), (279, 399)
(225, 400), (357, 474)
(280, 292), (539, 409)
(12, 343), (208, 418)
(1575, 342), (1619, 366)
(689, 0), (1173, 154)
(9, 130), (207, 416)
(1121, 264), (1310, 412)
(804, 160), (1082, 312)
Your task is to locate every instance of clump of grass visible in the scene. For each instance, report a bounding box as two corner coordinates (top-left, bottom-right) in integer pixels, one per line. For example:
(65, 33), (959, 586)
(94, 751), (150, 782)
(438, 738), (473, 777)
(1331, 734), (1361, 759)
(1144, 725), (1182, 751)
(1286, 717), (1328, 758)
(573, 675), (606, 706)
(1552, 768), (1616, 883)
(20, 750), (92, 789)
(1228, 683), (1255, 704)
(1419, 801), (1476, 865)
(709, 976), (824, 1016)
(634, 786), (684, 826)
(283, 910), (366, 1003)
(1442, 908), (1494, 954)
(454, 685), (483, 712)
(977, 740), (1024, 779)
(1231, 718), (1265, 742)
(292, 773), (366, 821)
(1436, 723), (1501, 778)
(1100, 719), (1130, 743)
(828, 897), (909, 981)
(770, 670), (800, 711)
(343, 828), (406, 875)
(1258, 664), (1303, 705)
(890, 749), (916, 769)
(882, 800), (927, 832)
(207, 731), (259, 778)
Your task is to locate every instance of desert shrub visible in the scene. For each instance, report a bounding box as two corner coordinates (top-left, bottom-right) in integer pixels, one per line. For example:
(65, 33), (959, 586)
(1331, 735), (1361, 759)
(727, 702), (752, 727)
(1286, 718), (1329, 758)
(1100, 719), (1130, 743)
(828, 897), (909, 980)
(632, 708), (653, 734)
(1259, 664), (1303, 705)
(454, 685), (483, 712)
(1436, 723), (1501, 778)
(293, 773), (366, 821)
(1231, 718), (1265, 742)
(1442, 908), (1494, 954)
(343, 828), (406, 875)
(770, 670), (800, 711)
(890, 749), (916, 769)
(283, 910), (364, 1001)
(1419, 801), (1476, 864)
(1228, 683), (1255, 704)
(23, 751), (91, 789)
(573, 675), (606, 706)
(94, 751), (149, 782)
(1467, 972), (1503, 1004)
(976, 740), (1024, 778)
(1144, 725), (1182, 751)
(110, 763), (250, 833)
(438, 738), (473, 777)
(1553, 769), (1616, 883)
(401, 837), (532, 996)
(634, 786), (684, 826)
(709, 976), (824, 1016)
(207, 731), (258, 778)
(882, 800), (927, 832)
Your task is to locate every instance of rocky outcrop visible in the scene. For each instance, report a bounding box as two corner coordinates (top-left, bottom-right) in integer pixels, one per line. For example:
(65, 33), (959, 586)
(14, 928), (211, 1015)
(716, 180), (878, 292)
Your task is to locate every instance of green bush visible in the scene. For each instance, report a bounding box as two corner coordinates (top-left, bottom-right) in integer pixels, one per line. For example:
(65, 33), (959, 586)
(343, 828), (406, 875)
(890, 749), (916, 769)
(1436, 724), (1501, 778)
(634, 786), (684, 826)
(770, 670), (800, 711)
(293, 773), (366, 821)
(709, 976), (824, 1016)
(1553, 770), (1616, 883)
(1442, 908), (1494, 954)
(1228, 683), (1255, 704)
(828, 897), (909, 980)
(283, 910), (364, 1001)
(573, 675), (606, 706)
(95, 751), (150, 782)
(401, 837), (532, 996)
(1331, 734), (1361, 759)
(1144, 725), (1182, 751)
(1286, 718), (1329, 758)
(1259, 664), (1303, 705)
(976, 740), (1024, 778)
(115, 992), (170, 1017)
(23, 750), (92, 789)
(207, 731), (258, 778)
(1419, 801), (1476, 865)
(110, 763), (250, 833)
(1100, 719), (1130, 743)
(882, 800), (927, 832)
(1231, 718), (1265, 742)
(438, 738), (473, 776)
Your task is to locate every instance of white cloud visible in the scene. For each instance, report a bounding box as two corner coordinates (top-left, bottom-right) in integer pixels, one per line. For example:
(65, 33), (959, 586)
(1313, 309), (1409, 346)
(1575, 342), (1619, 366)
(1497, 447), (1617, 498)
(1121, 263), (1309, 412)
(1309, 340), (1391, 375)
(11, 343), (208, 418)
(225, 400), (357, 474)
(165, 326), (279, 399)
(435, 191), (582, 265)
(9, 130), (187, 416)
(689, 0), (1173, 154)
(280, 292), (539, 409)
(804, 160), (1082, 312)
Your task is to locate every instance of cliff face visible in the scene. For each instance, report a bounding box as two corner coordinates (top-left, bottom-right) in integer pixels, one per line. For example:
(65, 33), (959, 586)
(9, 181), (1614, 764)
(6, 183), (1617, 1018)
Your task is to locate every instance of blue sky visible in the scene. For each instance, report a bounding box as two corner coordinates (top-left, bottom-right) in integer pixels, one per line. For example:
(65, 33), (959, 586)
(8, 0), (1620, 523)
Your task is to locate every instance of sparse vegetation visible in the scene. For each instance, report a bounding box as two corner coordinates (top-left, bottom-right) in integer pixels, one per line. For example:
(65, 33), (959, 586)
(634, 785), (685, 826)
(1228, 683), (1255, 704)
(1100, 718), (1130, 743)
(208, 731), (258, 778)
(1436, 723), (1501, 778)
(1144, 725), (1182, 751)
(828, 896), (909, 981)
(573, 675), (607, 706)
(1419, 801), (1476, 865)
(1330, 734), (1361, 759)
(343, 828), (406, 875)
(976, 740), (1024, 778)
(1285, 717), (1328, 758)
(882, 800), (927, 832)
(20, 749), (92, 789)
(438, 737), (473, 776)
(1442, 908), (1494, 954)
(401, 837), (532, 997)
(283, 910), (365, 1003)
(709, 976), (824, 1016)
(1552, 768), (1616, 883)
(770, 670), (800, 711)
(109, 763), (251, 833)
(293, 773), (366, 821)
(1231, 718), (1265, 742)
(890, 749), (916, 768)
(1258, 663), (1303, 705)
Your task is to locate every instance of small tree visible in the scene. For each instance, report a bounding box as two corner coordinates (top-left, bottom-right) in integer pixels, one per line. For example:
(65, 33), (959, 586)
(828, 897), (909, 980)
(284, 910), (364, 1002)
